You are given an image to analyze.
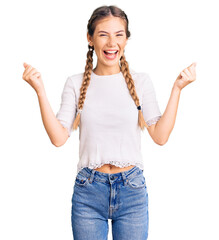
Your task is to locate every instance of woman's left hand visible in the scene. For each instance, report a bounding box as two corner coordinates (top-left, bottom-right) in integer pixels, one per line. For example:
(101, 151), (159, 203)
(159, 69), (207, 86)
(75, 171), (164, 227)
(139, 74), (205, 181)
(174, 62), (197, 91)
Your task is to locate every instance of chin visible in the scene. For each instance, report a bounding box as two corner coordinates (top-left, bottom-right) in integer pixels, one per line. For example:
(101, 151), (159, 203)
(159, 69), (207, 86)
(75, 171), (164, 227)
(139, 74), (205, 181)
(104, 61), (120, 67)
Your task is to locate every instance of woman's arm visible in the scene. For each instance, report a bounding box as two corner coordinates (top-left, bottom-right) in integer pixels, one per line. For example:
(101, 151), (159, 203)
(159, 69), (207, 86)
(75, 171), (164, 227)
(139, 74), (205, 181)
(147, 62), (197, 145)
(147, 84), (181, 145)
(22, 62), (69, 147)
(37, 90), (69, 147)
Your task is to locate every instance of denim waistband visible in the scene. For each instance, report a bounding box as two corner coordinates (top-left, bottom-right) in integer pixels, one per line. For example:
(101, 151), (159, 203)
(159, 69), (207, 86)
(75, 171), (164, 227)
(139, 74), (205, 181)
(78, 166), (143, 184)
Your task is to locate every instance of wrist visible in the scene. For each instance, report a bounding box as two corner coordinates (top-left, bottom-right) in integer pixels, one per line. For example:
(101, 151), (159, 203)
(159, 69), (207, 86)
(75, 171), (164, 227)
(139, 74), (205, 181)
(172, 83), (181, 94)
(36, 88), (46, 98)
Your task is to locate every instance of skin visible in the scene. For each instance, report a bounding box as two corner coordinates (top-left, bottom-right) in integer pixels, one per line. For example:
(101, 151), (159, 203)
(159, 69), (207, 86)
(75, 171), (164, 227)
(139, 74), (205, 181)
(147, 62), (197, 147)
(22, 16), (197, 174)
(87, 16), (134, 173)
(87, 16), (128, 76)
(86, 16), (197, 173)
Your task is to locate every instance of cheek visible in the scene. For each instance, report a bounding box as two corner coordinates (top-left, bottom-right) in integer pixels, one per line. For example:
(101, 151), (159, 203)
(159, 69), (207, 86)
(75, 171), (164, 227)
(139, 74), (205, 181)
(93, 45), (102, 55)
(119, 40), (127, 49)
(95, 38), (106, 48)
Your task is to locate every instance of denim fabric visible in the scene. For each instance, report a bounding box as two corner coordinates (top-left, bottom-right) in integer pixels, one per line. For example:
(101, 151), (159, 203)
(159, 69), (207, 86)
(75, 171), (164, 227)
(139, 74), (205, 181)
(71, 166), (149, 240)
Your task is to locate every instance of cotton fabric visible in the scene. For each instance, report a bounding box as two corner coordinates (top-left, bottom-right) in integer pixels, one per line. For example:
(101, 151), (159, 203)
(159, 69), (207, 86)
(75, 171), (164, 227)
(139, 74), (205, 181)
(56, 69), (162, 174)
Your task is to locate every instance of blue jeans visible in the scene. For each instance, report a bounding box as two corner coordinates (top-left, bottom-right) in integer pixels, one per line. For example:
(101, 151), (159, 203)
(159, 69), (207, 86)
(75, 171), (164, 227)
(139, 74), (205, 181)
(71, 166), (149, 240)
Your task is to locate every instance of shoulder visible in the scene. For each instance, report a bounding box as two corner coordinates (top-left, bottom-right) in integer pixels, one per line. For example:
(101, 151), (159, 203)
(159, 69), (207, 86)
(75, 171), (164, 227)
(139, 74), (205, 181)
(129, 68), (152, 85)
(65, 72), (84, 88)
(68, 72), (84, 83)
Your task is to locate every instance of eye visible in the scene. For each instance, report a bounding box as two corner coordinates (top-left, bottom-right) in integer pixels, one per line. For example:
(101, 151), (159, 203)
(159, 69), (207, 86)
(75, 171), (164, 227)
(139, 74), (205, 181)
(100, 34), (107, 36)
(116, 34), (123, 36)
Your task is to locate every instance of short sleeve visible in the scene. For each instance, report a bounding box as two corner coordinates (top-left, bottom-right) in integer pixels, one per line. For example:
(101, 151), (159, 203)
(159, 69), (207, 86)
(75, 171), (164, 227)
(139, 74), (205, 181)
(141, 73), (162, 126)
(56, 77), (77, 137)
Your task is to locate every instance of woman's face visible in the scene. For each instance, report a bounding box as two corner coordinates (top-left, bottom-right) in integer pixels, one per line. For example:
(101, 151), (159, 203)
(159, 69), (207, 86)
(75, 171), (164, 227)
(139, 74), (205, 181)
(87, 16), (128, 73)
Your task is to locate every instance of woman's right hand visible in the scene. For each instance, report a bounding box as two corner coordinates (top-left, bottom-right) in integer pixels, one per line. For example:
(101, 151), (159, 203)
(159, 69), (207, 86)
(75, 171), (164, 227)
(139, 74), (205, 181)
(22, 62), (45, 94)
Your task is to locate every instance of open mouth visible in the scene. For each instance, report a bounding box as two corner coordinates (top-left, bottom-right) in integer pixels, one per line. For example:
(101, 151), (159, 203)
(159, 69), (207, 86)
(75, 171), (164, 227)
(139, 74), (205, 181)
(103, 50), (118, 60)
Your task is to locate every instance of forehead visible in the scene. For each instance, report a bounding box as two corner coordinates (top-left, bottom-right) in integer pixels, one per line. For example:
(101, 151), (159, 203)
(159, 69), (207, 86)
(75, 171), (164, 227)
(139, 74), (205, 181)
(94, 16), (126, 33)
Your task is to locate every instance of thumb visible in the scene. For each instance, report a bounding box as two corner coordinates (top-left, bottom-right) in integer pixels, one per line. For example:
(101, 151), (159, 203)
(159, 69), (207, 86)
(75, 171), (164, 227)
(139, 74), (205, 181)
(23, 62), (28, 68)
(190, 62), (197, 68)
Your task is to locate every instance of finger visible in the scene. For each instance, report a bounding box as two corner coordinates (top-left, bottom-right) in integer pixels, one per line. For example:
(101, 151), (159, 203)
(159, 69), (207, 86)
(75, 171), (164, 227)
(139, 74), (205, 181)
(180, 71), (189, 81)
(30, 72), (41, 81)
(189, 62), (197, 79)
(189, 62), (197, 72)
(32, 72), (41, 78)
(28, 69), (39, 76)
(23, 62), (28, 68)
(188, 62), (197, 68)
(23, 65), (33, 79)
(26, 68), (38, 79)
(189, 66), (196, 78)
(184, 68), (193, 79)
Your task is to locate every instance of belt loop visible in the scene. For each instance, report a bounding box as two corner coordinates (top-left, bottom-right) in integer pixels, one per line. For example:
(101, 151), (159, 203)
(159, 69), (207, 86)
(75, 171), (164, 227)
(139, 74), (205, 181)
(88, 169), (96, 183)
(121, 172), (128, 186)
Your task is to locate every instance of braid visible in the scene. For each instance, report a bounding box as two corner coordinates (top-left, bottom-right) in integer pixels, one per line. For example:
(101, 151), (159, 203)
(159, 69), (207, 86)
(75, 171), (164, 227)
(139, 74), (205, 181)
(72, 6), (147, 131)
(72, 45), (94, 130)
(120, 55), (149, 130)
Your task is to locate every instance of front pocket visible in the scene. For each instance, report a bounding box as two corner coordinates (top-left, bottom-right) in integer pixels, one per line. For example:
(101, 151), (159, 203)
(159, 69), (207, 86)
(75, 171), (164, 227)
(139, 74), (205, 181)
(127, 173), (146, 189)
(74, 173), (90, 187)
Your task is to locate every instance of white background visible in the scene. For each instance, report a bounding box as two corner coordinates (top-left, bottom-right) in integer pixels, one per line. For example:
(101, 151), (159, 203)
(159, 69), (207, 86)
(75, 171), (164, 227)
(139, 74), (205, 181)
(0, 0), (218, 239)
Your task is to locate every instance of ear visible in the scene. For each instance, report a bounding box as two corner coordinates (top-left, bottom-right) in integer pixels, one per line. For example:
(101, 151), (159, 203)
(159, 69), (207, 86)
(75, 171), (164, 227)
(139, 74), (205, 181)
(87, 33), (93, 46)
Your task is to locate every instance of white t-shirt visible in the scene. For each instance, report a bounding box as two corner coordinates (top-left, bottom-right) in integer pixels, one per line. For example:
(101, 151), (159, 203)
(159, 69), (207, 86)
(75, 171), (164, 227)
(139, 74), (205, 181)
(56, 69), (162, 174)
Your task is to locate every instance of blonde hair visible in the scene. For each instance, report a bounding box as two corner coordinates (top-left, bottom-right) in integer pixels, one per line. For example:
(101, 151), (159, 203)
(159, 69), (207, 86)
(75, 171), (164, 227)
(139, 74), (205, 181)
(72, 5), (148, 131)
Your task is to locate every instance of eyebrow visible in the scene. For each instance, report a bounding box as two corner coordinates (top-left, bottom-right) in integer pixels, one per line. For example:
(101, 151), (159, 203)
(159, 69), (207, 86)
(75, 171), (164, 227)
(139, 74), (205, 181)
(97, 30), (125, 34)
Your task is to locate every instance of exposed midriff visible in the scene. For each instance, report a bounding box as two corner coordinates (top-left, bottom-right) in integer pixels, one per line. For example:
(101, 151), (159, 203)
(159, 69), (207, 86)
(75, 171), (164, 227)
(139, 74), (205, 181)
(94, 164), (135, 174)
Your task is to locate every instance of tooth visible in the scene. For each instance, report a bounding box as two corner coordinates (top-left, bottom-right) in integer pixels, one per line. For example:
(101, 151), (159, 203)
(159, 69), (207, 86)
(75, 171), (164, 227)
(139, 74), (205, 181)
(105, 51), (117, 53)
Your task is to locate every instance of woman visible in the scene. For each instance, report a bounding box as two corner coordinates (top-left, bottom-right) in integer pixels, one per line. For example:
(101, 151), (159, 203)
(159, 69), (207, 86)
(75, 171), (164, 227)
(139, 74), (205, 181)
(22, 5), (196, 240)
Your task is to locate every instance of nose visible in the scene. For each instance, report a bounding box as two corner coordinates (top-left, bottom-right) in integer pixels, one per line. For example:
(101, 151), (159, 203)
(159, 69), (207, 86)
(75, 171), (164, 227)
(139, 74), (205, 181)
(107, 36), (117, 47)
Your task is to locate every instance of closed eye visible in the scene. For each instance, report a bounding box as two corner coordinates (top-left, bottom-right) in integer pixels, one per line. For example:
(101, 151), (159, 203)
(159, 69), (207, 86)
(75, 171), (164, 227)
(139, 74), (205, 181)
(99, 34), (124, 37)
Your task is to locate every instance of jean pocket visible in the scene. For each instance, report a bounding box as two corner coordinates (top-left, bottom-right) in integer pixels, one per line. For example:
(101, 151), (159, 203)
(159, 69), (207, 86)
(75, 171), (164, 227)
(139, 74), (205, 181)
(74, 173), (90, 187)
(127, 172), (146, 189)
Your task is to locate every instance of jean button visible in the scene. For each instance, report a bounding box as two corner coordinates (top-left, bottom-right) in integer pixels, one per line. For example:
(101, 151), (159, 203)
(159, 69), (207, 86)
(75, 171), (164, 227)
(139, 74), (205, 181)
(110, 176), (114, 180)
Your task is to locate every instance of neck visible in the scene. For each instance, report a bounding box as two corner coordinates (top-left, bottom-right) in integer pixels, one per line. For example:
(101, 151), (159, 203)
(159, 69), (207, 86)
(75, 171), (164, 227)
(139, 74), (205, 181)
(93, 63), (121, 76)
